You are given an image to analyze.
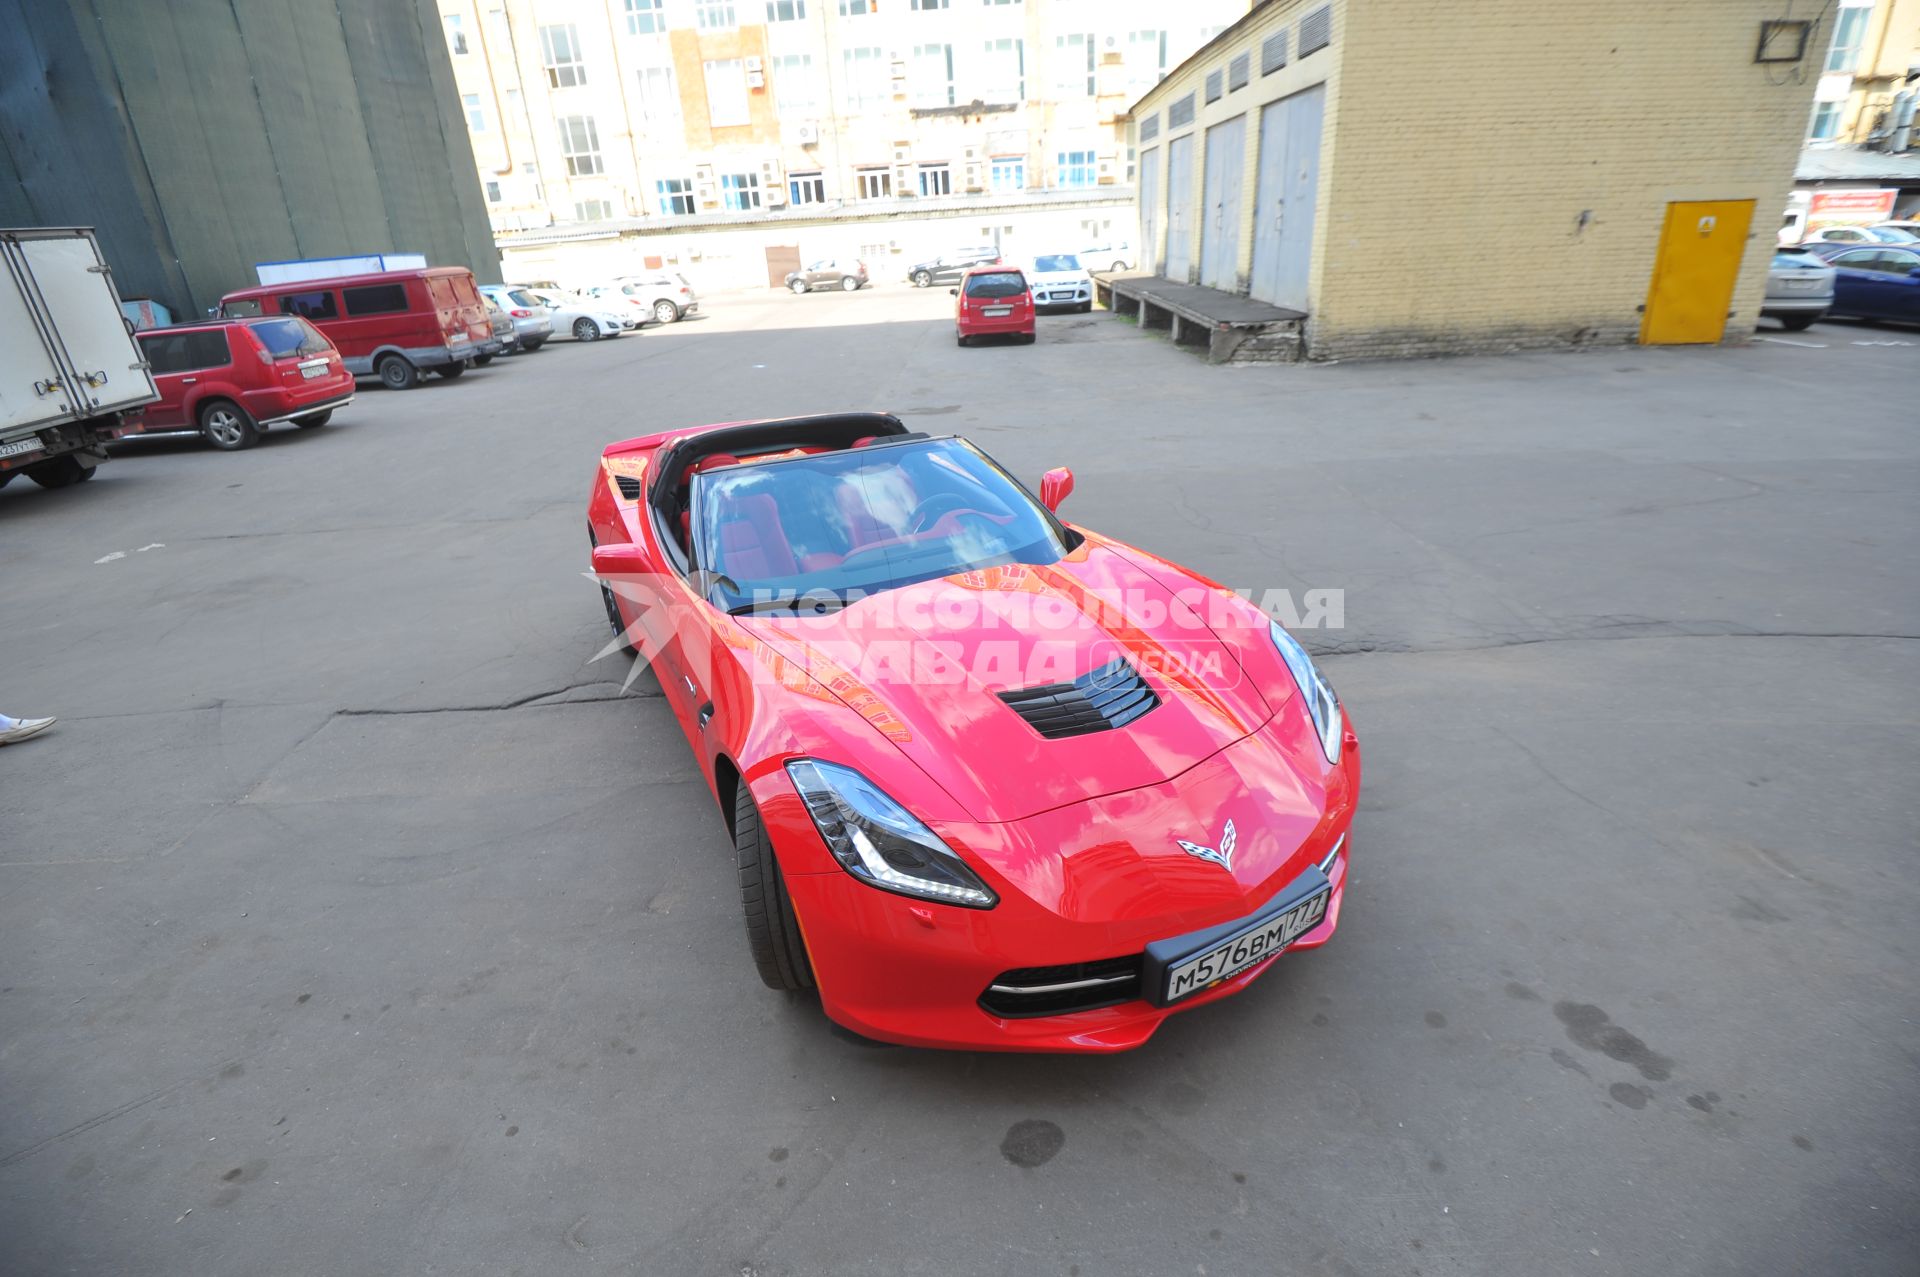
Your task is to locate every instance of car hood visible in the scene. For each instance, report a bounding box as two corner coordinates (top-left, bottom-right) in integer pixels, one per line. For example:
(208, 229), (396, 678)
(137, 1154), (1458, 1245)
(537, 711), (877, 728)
(738, 544), (1276, 823)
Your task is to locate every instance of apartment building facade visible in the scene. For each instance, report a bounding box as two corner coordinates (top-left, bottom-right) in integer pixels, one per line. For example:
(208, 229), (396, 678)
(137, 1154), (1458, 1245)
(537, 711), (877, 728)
(1806, 0), (1919, 147)
(436, 0), (1249, 286)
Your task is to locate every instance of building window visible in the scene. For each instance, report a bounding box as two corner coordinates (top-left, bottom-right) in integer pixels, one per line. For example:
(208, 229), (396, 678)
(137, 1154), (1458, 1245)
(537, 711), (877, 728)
(1056, 150), (1095, 188)
(522, 161), (541, 201)
(982, 37), (1024, 103)
(918, 163), (952, 196)
(1808, 99), (1843, 140)
(1126, 29), (1167, 98)
(1204, 69), (1223, 103)
(839, 0), (874, 13)
(789, 172), (826, 204)
(558, 115), (603, 175)
(773, 54), (818, 112)
(843, 46), (889, 110)
(574, 199), (614, 222)
(910, 0), (949, 9)
(541, 25), (587, 88)
(695, 1), (737, 30)
(1827, 3), (1872, 72)
(989, 157), (1023, 191)
(462, 94), (487, 132)
(657, 178), (696, 215)
(705, 59), (750, 128)
(983, 0), (1020, 6)
(720, 172), (762, 211)
(635, 65), (680, 124)
(504, 87), (522, 119)
(1054, 33), (1094, 96)
(766, 0), (807, 20)
(912, 43), (955, 107)
(857, 168), (892, 200)
(624, 0), (665, 35)
(484, 180), (502, 202)
(444, 14), (468, 55)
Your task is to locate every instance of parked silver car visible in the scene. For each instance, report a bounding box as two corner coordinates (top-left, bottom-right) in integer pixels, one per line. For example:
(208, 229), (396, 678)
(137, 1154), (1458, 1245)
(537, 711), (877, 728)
(525, 288), (635, 342)
(787, 259), (870, 293)
(1762, 246), (1835, 331)
(477, 284), (553, 351)
(607, 272), (701, 324)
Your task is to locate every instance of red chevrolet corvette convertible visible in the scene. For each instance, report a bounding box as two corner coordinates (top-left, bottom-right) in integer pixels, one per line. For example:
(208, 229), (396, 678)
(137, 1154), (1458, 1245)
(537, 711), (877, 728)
(586, 413), (1358, 1052)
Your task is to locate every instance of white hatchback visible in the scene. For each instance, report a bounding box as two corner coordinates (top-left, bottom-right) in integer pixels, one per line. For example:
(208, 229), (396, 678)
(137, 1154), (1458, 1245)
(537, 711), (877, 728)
(1026, 254), (1095, 313)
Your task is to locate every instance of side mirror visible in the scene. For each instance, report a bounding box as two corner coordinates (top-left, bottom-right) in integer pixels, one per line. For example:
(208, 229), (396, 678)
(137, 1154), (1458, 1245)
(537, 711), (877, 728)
(1039, 467), (1074, 513)
(1909, 266), (1920, 280)
(591, 542), (655, 576)
(949, 287), (959, 296)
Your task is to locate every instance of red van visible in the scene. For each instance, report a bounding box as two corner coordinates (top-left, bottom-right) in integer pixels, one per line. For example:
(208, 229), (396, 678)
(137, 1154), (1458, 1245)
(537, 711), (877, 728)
(133, 317), (355, 450)
(217, 268), (501, 390)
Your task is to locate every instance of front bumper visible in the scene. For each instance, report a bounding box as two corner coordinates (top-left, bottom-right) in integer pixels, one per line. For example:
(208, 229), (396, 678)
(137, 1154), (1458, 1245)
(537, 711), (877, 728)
(1034, 284), (1092, 309)
(778, 715), (1361, 1052)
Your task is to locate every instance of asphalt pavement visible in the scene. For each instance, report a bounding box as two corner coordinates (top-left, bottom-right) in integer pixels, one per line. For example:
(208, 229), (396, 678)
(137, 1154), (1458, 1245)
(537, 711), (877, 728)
(1, 287), (1916, 1276)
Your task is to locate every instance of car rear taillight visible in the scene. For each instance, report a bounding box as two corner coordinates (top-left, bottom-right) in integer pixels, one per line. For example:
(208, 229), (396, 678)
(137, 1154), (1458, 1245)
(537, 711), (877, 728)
(510, 308), (531, 317)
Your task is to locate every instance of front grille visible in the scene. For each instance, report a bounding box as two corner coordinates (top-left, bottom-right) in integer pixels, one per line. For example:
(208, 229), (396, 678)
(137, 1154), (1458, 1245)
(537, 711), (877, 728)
(997, 657), (1158, 739)
(614, 475), (642, 500)
(980, 955), (1143, 1018)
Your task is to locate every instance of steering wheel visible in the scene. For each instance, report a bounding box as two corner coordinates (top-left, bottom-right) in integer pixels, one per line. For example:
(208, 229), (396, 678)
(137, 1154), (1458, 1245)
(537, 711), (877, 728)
(905, 493), (975, 533)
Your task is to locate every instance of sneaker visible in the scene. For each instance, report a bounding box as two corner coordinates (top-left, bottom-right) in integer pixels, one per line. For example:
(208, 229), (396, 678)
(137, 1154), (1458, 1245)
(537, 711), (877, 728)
(0, 715), (56, 745)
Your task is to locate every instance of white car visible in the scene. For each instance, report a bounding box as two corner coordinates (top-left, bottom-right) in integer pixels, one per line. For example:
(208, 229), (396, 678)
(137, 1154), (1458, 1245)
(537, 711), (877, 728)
(1027, 253), (1095, 313)
(1805, 224), (1919, 246)
(1078, 242), (1134, 272)
(525, 288), (635, 342)
(594, 273), (701, 325)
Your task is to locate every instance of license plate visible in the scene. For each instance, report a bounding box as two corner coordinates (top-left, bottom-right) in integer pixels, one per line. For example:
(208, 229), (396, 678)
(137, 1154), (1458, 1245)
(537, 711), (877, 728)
(1784, 279), (1821, 290)
(1153, 882), (1330, 1005)
(300, 363), (328, 379)
(0, 435), (45, 459)
(982, 306), (1011, 317)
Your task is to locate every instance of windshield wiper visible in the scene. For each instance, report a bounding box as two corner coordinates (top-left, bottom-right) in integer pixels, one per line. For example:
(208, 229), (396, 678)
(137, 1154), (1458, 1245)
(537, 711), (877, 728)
(726, 594), (850, 616)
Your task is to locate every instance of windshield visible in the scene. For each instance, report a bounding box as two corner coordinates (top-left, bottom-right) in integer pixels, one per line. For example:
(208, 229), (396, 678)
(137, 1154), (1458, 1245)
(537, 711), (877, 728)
(1871, 226), (1918, 242)
(1033, 254), (1082, 273)
(248, 316), (329, 358)
(692, 438), (1072, 611)
(965, 272), (1028, 298)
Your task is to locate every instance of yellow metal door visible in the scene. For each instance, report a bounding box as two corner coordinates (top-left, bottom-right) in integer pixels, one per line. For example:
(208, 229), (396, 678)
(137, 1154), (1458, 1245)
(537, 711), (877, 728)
(1640, 200), (1754, 344)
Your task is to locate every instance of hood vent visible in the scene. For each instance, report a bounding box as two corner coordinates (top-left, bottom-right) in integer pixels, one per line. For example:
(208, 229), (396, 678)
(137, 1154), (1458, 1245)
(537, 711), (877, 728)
(997, 657), (1159, 740)
(614, 475), (642, 500)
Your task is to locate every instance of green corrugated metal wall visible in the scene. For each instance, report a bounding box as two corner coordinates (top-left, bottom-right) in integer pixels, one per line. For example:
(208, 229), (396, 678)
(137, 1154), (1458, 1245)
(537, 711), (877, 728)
(0, 0), (499, 319)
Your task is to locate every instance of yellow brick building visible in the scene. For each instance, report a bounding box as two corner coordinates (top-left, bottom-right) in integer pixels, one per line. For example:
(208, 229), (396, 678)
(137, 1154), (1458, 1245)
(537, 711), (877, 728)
(1128, 0), (1831, 360)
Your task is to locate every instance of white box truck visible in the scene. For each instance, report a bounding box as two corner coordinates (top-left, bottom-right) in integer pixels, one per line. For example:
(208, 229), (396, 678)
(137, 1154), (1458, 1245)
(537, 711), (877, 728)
(0, 227), (159, 490)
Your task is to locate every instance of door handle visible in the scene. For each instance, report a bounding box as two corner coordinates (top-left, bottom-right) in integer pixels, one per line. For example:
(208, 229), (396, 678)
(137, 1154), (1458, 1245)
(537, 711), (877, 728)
(180, 377), (197, 384)
(683, 674), (697, 698)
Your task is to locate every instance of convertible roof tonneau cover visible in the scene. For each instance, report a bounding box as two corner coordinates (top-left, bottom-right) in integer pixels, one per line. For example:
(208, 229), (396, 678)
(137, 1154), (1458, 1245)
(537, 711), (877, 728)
(647, 412), (911, 514)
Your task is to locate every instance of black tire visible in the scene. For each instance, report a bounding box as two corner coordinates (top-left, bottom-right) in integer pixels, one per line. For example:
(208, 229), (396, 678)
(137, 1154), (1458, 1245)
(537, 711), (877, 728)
(296, 411), (331, 428)
(199, 399), (259, 451)
(1111, 260), (1126, 272)
(573, 317), (602, 342)
(840, 276), (859, 292)
(522, 338), (546, 352)
(956, 333), (970, 347)
(913, 270), (931, 288)
(1021, 332), (1037, 344)
(434, 362), (466, 380)
(588, 528), (640, 657)
(1079, 301), (1094, 313)
(1779, 314), (1818, 331)
(789, 279), (808, 295)
(26, 455), (95, 488)
(376, 354), (419, 390)
(735, 783), (814, 992)
(473, 354), (494, 367)
(654, 300), (680, 324)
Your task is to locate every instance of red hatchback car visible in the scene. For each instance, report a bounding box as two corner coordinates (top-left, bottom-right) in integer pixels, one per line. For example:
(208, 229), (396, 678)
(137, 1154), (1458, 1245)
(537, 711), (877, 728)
(217, 267), (500, 390)
(952, 265), (1036, 346)
(133, 317), (354, 450)
(587, 413), (1358, 1052)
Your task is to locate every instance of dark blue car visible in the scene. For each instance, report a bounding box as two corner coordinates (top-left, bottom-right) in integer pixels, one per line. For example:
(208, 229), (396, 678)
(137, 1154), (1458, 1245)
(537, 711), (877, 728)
(1807, 242), (1920, 323)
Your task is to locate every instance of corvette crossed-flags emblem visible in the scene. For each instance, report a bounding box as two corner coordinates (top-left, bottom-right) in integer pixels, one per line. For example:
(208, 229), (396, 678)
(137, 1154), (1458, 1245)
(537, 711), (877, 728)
(1176, 818), (1237, 871)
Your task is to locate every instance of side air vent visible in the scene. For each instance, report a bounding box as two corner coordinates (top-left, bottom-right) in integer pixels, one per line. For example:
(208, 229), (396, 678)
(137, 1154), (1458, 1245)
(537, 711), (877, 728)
(981, 955), (1142, 1018)
(997, 657), (1158, 740)
(614, 475), (642, 500)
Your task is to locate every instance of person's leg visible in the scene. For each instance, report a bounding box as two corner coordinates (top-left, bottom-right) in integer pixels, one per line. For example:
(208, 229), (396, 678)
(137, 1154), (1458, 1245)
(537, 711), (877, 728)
(0, 713), (56, 744)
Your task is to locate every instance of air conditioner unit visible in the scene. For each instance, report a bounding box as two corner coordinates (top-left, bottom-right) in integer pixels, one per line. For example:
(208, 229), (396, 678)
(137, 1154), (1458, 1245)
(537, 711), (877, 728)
(695, 164), (715, 182)
(963, 145), (980, 162)
(893, 145), (911, 163)
(745, 56), (762, 72)
(761, 159), (785, 204)
(894, 165), (913, 192)
(747, 69), (764, 88)
(797, 123), (820, 144)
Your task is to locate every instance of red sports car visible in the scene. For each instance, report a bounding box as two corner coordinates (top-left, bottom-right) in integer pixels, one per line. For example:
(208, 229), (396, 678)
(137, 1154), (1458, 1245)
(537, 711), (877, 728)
(587, 413), (1358, 1052)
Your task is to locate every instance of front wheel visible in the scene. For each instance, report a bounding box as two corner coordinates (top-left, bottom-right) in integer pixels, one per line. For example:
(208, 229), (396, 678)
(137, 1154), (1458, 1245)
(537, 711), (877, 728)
(1779, 314), (1818, 332)
(573, 317), (602, 342)
(913, 271), (931, 288)
(654, 300), (680, 324)
(200, 400), (259, 451)
(735, 784), (815, 992)
(1079, 301), (1094, 313)
(789, 279), (808, 295)
(376, 354), (419, 390)
(1111, 261), (1127, 273)
(296, 411), (331, 428)
(840, 276), (859, 292)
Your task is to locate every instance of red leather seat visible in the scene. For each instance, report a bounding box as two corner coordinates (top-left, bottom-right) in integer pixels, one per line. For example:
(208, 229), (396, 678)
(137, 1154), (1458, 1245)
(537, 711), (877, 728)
(714, 493), (797, 579)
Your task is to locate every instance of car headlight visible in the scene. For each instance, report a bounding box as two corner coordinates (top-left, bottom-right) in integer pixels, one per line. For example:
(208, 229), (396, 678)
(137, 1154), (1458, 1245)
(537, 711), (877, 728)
(785, 760), (998, 909)
(1269, 621), (1343, 764)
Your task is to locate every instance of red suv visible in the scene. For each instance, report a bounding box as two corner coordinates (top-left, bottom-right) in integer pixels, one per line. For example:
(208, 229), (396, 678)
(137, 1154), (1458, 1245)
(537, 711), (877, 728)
(952, 265), (1036, 346)
(133, 317), (355, 450)
(217, 267), (500, 390)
